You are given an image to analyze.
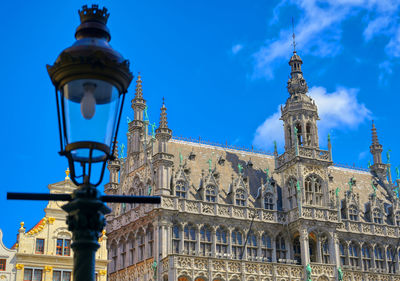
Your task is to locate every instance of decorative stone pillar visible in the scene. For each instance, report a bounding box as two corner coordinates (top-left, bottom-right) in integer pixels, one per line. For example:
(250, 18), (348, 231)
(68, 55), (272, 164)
(299, 228), (310, 265)
(383, 245), (389, 273)
(180, 223), (185, 254)
(371, 243), (376, 271)
(345, 241), (351, 268)
(331, 232), (340, 266)
(227, 228), (233, 258)
(211, 227), (217, 258)
(316, 235), (322, 263)
(272, 235), (277, 263)
(257, 231), (263, 261)
(196, 224), (202, 256)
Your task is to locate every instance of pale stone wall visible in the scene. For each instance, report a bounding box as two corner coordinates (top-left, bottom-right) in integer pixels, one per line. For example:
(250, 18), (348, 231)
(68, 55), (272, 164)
(0, 229), (17, 281)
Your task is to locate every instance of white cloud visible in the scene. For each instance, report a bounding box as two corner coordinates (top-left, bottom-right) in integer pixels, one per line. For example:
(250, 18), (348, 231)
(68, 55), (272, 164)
(231, 44), (243, 55)
(378, 60), (393, 85)
(253, 0), (400, 79)
(253, 86), (371, 150)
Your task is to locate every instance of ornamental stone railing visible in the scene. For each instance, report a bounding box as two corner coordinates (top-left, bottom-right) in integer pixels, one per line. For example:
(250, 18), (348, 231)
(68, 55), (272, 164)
(276, 146), (331, 168)
(340, 220), (399, 237)
(161, 196), (287, 224)
(164, 254), (304, 281)
(343, 269), (400, 281)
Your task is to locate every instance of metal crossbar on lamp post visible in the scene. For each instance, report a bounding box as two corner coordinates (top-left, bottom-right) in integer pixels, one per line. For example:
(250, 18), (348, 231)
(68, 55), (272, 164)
(7, 5), (160, 281)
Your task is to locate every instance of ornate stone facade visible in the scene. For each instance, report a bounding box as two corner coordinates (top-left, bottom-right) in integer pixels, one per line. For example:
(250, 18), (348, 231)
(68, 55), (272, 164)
(12, 172), (108, 281)
(106, 54), (400, 281)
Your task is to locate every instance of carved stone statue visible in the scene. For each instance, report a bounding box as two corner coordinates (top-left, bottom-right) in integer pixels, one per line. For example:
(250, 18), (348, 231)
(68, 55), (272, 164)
(151, 261), (157, 279)
(127, 116), (131, 124)
(238, 163), (243, 174)
(120, 143), (125, 158)
(151, 122), (156, 139)
(306, 263), (312, 281)
(148, 185), (152, 196)
(335, 187), (340, 197)
(179, 152), (183, 165)
(338, 266), (343, 281)
(144, 105), (149, 121)
(396, 167), (399, 180)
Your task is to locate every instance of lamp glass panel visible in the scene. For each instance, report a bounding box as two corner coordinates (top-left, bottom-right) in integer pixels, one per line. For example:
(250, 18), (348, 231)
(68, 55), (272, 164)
(62, 79), (120, 160)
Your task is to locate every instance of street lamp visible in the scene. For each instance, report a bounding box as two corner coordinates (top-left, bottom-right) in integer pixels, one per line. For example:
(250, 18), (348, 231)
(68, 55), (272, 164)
(47, 4), (132, 187)
(8, 7), (160, 281)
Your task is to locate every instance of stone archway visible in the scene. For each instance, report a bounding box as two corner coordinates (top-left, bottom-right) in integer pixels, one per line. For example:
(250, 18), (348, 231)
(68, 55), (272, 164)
(317, 275), (329, 281)
(309, 232), (317, 262)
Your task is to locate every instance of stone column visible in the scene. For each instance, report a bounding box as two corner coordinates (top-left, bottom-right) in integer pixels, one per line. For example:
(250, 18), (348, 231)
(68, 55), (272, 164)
(211, 228), (217, 258)
(331, 233), (340, 266)
(371, 243), (376, 271)
(180, 224), (185, 254)
(299, 228), (310, 266)
(272, 235), (277, 263)
(345, 241), (351, 267)
(384, 245), (389, 273)
(228, 228), (233, 258)
(196, 224), (202, 256)
(257, 231), (263, 261)
(316, 235), (322, 263)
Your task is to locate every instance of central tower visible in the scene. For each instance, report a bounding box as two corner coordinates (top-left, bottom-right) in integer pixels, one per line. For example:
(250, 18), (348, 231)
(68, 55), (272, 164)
(280, 49), (320, 151)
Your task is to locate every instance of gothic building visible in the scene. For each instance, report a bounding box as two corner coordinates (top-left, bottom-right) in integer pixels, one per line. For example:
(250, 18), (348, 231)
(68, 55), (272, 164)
(105, 49), (400, 281)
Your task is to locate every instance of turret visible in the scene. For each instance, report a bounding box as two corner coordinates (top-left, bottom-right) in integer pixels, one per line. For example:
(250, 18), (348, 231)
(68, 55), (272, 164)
(370, 121), (386, 176)
(153, 99), (174, 195)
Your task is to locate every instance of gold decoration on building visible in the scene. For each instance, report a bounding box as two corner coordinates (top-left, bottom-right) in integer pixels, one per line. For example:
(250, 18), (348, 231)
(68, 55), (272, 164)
(48, 217), (55, 224)
(0, 275), (6, 279)
(15, 243), (19, 249)
(99, 270), (107, 276)
(44, 266), (53, 272)
(20, 222), (24, 229)
(65, 168), (70, 180)
(15, 264), (24, 270)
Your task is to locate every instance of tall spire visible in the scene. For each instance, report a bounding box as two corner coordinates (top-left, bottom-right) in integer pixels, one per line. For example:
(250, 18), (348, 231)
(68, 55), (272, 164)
(134, 73), (143, 99)
(292, 17), (296, 52)
(155, 97), (172, 140)
(370, 120), (386, 177)
(159, 97), (168, 129)
(371, 121), (380, 145)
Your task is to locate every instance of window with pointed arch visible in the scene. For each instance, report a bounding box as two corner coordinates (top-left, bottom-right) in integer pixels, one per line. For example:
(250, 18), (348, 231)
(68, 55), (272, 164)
(172, 225), (181, 254)
(216, 227), (228, 255)
(375, 245), (384, 271)
(264, 193), (274, 210)
(247, 231), (257, 260)
(231, 229), (243, 259)
(276, 234), (287, 261)
(305, 122), (312, 146)
(372, 208), (383, 224)
(287, 178), (297, 210)
(137, 231), (145, 261)
(286, 126), (292, 147)
(349, 242), (360, 268)
(128, 236), (135, 265)
(295, 123), (303, 145)
(304, 175), (323, 206)
(200, 225), (212, 256)
(120, 241), (126, 269)
(184, 224), (196, 255)
(293, 236), (301, 265)
(321, 235), (330, 264)
(348, 205), (358, 221)
(176, 180), (187, 198)
(177, 277), (189, 281)
(339, 241), (347, 266)
(387, 247), (396, 273)
(205, 185), (217, 202)
(395, 211), (400, 226)
(235, 189), (246, 206)
(261, 233), (273, 262)
(109, 244), (117, 272)
(362, 244), (372, 270)
(147, 227), (154, 257)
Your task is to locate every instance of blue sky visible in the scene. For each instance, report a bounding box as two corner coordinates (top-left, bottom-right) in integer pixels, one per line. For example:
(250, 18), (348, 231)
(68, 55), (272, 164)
(1, 0), (400, 247)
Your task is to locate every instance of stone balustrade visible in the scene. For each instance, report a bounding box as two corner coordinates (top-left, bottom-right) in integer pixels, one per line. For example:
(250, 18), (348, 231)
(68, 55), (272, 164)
(343, 269), (400, 281)
(340, 220), (399, 237)
(276, 146), (331, 168)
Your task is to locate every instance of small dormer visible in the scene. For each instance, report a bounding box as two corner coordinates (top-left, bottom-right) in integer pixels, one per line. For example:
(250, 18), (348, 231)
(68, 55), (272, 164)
(198, 169), (219, 203)
(256, 176), (277, 210)
(228, 173), (250, 207)
(172, 159), (191, 199)
(365, 194), (385, 224)
(341, 190), (360, 221)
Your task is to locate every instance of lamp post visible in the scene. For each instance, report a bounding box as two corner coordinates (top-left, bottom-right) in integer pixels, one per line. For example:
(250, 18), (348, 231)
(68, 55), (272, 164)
(7, 5), (161, 281)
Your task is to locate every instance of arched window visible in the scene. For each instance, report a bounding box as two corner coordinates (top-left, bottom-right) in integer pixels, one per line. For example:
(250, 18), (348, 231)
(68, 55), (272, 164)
(375, 245), (384, 271)
(172, 225), (181, 254)
(128, 235), (135, 265)
(110, 243), (117, 272)
(339, 241), (347, 266)
(216, 227), (227, 255)
(305, 123), (312, 146)
(362, 244), (371, 270)
(387, 247), (396, 273)
(231, 230), (243, 259)
(120, 240), (126, 269)
(235, 189), (246, 206)
(247, 231), (257, 260)
(176, 180), (187, 198)
(264, 193), (274, 210)
(200, 225), (212, 256)
(304, 175), (323, 206)
(395, 211), (400, 226)
(373, 208), (383, 224)
(287, 178), (297, 210)
(261, 233), (272, 262)
(137, 231), (145, 261)
(205, 185), (217, 202)
(321, 235), (330, 264)
(184, 224), (196, 255)
(309, 233), (317, 262)
(147, 227), (154, 257)
(276, 234), (286, 261)
(349, 205), (358, 221)
(293, 236), (301, 265)
(295, 123), (303, 146)
(349, 242), (359, 268)
(287, 127), (292, 147)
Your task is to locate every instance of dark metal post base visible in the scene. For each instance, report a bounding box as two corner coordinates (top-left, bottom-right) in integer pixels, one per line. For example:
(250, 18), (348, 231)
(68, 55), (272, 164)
(62, 184), (110, 281)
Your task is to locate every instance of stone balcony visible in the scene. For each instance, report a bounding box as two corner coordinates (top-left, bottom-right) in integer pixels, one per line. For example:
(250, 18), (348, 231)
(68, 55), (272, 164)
(338, 219), (399, 237)
(276, 146), (332, 170)
(342, 268), (400, 281)
(162, 255), (337, 281)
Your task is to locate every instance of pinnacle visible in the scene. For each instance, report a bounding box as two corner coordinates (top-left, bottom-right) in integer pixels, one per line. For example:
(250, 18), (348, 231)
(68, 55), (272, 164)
(371, 120), (380, 146)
